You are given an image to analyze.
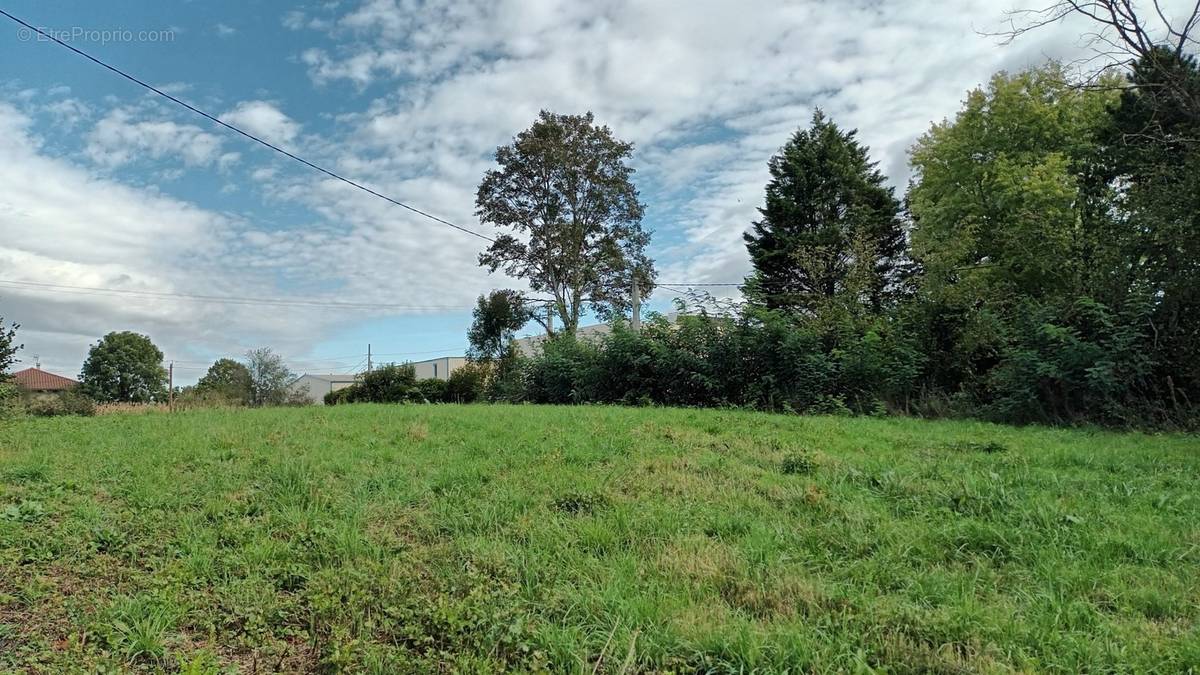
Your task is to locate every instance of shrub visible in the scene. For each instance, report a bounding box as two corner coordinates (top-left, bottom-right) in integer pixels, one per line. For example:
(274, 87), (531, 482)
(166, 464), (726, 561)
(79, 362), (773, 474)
(172, 387), (240, 410)
(486, 345), (530, 402)
(416, 378), (448, 403)
(446, 362), (489, 403)
(780, 450), (816, 475)
(24, 390), (96, 417)
(0, 382), (22, 420)
(324, 387), (352, 406)
(524, 336), (599, 404)
(353, 364), (420, 403)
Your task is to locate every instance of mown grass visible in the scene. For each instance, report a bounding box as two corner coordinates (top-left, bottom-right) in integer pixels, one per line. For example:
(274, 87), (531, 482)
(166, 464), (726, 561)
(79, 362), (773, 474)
(1, 404), (1197, 673)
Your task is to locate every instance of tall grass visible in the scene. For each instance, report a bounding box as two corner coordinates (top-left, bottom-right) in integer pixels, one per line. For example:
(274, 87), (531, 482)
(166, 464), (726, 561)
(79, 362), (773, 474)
(1, 404), (1197, 672)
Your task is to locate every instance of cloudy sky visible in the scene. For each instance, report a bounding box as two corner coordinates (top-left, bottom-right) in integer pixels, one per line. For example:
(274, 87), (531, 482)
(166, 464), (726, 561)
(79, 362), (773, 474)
(0, 0), (1110, 382)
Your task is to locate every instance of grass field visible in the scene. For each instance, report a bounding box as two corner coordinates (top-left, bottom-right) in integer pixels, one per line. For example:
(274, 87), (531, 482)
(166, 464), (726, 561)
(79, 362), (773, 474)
(1, 405), (1198, 673)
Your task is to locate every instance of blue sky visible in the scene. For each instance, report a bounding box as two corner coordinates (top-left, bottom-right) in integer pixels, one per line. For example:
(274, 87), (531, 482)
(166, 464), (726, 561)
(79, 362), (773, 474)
(0, 0), (1101, 383)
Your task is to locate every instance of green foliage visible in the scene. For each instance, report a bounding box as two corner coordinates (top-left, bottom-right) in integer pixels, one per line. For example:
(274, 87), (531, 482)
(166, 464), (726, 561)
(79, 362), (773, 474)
(446, 361), (489, 403)
(0, 315), (20, 380)
(323, 387), (351, 406)
(245, 348), (294, 407)
(485, 343), (530, 402)
(467, 290), (532, 361)
(173, 386), (242, 410)
(355, 363), (419, 402)
(899, 62), (1200, 427)
(0, 381), (21, 421)
(491, 315), (920, 416)
(332, 364), (427, 404)
(415, 377), (448, 403)
(744, 110), (907, 317)
(195, 358), (252, 405)
(79, 331), (167, 403)
(23, 390), (96, 417)
(476, 110), (654, 336)
(779, 450), (816, 475)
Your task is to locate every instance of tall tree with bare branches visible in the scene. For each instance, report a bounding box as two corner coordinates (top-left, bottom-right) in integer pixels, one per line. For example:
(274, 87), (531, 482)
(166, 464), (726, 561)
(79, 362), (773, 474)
(998, 1), (1199, 123)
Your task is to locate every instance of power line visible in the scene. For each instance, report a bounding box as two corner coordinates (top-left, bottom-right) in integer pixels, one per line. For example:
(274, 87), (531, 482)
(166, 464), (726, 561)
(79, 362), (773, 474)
(0, 279), (473, 312)
(0, 8), (494, 244)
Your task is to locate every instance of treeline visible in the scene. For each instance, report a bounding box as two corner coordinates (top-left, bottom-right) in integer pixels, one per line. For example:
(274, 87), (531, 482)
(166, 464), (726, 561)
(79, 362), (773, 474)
(470, 54), (1200, 429)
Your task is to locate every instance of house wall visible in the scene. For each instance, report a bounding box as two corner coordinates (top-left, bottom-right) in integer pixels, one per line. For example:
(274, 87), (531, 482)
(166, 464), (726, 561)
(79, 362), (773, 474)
(289, 375), (356, 405)
(410, 357), (467, 381)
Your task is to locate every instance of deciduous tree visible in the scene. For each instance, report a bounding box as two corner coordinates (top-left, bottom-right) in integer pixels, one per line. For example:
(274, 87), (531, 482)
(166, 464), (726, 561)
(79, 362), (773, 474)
(467, 289), (532, 361)
(80, 331), (167, 403)
(476, 111), (654, 337)
(196, 358), (253, 405)
(245, 348), (294, 407)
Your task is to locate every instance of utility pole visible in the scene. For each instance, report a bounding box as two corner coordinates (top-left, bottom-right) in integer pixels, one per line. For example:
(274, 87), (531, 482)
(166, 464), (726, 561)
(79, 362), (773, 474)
(631, 277), (642, 333)
(168, 361), (174, 411)
(367, 344), (372, 373)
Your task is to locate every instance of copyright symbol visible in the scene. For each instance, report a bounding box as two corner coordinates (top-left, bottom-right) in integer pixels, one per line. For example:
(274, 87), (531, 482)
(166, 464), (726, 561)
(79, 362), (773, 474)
(17, 27), (32, 41)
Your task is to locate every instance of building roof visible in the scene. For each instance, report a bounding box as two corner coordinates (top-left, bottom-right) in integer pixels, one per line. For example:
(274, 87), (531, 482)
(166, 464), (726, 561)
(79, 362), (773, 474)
(12, 367), (79, 391)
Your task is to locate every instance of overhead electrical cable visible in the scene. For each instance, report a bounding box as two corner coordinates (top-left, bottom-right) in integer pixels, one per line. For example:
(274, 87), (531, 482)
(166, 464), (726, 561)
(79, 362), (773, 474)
(0, 8), (495, 243)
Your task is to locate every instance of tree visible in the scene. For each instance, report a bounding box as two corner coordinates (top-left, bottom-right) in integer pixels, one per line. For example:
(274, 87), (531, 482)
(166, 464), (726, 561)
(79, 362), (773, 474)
(195, 358), (253, 405)
(467, 290), (532, 361)
(476, 110), (655, 337)
(998, 1), (1200, 128)
(0, 314), (20, 381)
(80, 331), (167, 403)
(1102, 48), (1200, 397)
(245, 348), (294, 407)
(743, 110), (906, 319)
(908, 66), (1119, 306)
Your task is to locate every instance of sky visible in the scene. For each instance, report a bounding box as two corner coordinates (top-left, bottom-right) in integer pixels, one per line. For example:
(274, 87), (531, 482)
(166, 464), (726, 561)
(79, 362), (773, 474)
(0, 0), (1118, 384)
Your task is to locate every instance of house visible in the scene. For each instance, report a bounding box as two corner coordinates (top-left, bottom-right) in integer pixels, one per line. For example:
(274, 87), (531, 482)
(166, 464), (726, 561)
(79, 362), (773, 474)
(287, 373), (357, 405)
(11, 367), (79, 393)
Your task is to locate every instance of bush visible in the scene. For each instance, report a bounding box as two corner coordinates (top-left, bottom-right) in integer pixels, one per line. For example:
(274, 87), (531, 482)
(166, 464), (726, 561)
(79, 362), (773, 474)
(0, 381), (22, 420)
(486, 345), (530, 402)
(324, 387), (352, 406)
(525, 337), (599, 404)
(416, 378), (448, 403)
(446, 362), (489, 403)
(172, 387), (241, 410)
(780, 451), (816, 475)
(24, 390), (96, 417)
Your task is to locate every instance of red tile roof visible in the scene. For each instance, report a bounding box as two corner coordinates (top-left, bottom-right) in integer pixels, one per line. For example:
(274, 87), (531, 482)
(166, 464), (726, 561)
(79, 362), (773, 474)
(12, 367), (79, 391)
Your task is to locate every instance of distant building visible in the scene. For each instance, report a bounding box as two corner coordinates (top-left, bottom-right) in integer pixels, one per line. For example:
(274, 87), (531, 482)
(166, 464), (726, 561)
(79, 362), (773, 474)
(287, 373), (357, 405)
(409, 356), (466, 381)
(11, 367), (79, 393)
(513, 323), (611, 356)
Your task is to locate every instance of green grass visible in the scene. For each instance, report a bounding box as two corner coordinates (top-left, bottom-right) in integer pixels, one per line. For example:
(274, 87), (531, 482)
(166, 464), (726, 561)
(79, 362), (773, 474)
(1, 405), (1197, 673)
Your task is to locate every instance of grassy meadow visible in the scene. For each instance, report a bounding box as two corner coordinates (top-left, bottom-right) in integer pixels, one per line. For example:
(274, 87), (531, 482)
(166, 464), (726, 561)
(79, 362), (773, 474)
(1, 404), (1198, 673)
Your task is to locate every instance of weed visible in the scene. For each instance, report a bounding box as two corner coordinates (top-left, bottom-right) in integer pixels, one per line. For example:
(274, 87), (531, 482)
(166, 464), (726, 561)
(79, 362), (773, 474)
(552, 491), (609, 515)
(780, 450), (817, 475)
(101, 595), (178, 666)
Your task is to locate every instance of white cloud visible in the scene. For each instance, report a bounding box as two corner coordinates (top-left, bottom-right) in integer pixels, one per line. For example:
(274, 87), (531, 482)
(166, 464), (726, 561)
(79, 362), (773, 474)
(220, 100), (301, 148)
(0, 101), (493, 380)
(216, 23), (237, 37)
(85, 108), (229, 168)
(292, 0), (1093, 288)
